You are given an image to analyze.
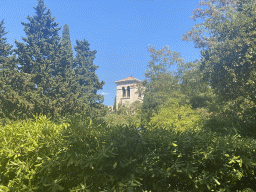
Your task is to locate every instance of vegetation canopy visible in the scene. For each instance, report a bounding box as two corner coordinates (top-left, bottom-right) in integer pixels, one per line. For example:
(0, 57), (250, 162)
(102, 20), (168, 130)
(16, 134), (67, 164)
(0, 0), (256, 191)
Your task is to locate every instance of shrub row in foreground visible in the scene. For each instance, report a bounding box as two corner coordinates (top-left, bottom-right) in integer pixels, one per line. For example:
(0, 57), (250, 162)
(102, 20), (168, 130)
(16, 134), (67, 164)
(0, 115), (256, 191)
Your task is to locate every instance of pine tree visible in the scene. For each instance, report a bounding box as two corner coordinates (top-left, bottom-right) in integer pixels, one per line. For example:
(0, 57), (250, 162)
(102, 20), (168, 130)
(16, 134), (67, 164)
(73, 39), (104, 111)
(50, 38), (105, 117)
(0, 19), (34, 123)
(0, 19), (13, 69)
(14, 0), (62, 118)
(0, 19), (14, 123)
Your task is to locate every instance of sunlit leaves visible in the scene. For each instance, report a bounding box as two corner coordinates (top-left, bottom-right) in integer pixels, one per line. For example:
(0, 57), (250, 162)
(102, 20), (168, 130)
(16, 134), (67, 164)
(141, 45), (184, 128)
(1, 115), (256, 191)
(183, 0), (256, 138)
(149, 97), (202, 133)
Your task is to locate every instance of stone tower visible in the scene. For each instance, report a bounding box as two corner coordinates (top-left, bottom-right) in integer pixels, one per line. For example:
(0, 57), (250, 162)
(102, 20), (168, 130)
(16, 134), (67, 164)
(115, 76), (144, 110)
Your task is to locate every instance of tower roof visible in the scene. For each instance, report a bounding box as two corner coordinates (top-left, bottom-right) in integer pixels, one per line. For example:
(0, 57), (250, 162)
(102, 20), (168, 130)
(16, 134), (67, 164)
(115, 76), (142, 83)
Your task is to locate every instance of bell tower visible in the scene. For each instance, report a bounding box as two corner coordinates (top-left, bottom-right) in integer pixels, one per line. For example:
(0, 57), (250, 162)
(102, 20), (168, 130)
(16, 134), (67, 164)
(115, 76), (144, 110)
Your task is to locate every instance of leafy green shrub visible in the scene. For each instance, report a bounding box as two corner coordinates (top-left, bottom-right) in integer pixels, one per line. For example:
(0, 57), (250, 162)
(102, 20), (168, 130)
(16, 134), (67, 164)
(104, 101), (141, 127)
(41, 115), (256, 191)
(0, 115), (69, 191)
(205, 96), (256, 139)
(149, 97), (202, 133)
(1, 115), (256, 191)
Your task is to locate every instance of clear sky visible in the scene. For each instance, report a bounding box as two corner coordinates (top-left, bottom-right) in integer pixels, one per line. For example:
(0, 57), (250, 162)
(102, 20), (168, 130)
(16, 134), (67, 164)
(1, 0), (202, 106)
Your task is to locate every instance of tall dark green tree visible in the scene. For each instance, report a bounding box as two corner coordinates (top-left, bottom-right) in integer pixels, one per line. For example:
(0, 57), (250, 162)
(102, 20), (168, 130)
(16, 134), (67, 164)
(0, 19), (13, 70)
(57, 23), (73, 79)
(0, 19), (34, 123)
(73, 39), (105, 116)
(16, 0), (61, 75)
(0, 19), (15, 123)
(14, 0), (62, 118)
(61, 24), (73, 56)
(50, 23), (77, 116)
(113, 96), (117, 111)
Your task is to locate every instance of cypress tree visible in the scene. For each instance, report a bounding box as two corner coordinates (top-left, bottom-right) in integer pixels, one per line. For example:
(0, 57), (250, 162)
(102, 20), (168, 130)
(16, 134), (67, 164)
(58, 24), (73, 80)
(113, 96), (117, 111)
(53, 23), (78, 116)
(57, 24), (73, 86)
(61, 24), (73, 56)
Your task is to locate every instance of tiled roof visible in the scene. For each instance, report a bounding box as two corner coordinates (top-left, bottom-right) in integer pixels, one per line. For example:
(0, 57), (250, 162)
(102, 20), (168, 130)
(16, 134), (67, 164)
(120, 76), (136, 81)
(115, 76), (142, 83)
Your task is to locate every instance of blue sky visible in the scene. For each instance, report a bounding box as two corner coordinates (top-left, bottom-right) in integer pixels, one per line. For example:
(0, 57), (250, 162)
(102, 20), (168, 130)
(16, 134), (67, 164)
(1, 0), (201, 106)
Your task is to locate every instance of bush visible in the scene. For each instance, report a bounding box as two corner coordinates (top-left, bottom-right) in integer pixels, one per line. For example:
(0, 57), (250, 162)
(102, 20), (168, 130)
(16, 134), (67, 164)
(149, 97), (202, 133)
(0, 115), (68, 191)
(1, 115), (256, 191)
(205, 96), (256, 139)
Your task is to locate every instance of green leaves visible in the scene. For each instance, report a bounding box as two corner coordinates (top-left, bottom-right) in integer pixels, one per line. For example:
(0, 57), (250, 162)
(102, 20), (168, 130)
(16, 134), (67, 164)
(1, 115), (256, 191)
(104, 101), (142, 127)
(73, 39), (104, 107)
(1, 1), (105, 122)
(149, 97), (202, 133)
(183, 0), (256, 138)
(0, 115), (67, 191)
(141, 45), (184, 128)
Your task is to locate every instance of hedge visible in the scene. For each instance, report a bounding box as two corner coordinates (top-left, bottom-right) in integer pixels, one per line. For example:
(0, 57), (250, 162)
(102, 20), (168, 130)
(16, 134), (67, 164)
(0, 115), (255, 191)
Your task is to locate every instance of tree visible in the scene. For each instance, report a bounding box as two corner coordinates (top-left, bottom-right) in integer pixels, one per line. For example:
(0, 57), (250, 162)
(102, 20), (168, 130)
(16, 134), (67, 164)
(183, 0), (256, 101)
(61, 24), (73, 56)
(149, 97), (202, 133)
(14, 0), (62, 118)
(178, 60), (214, 109)
(51, 23), (77, 117)
(0, 19), (13, 70)
(58, 24), (73, 79)
(140, 45), (184, 128)
(1, 1), (106, 122)
(113, 96), (117, 111)
(182, 0), (256, 137)
(0, 20), (36, 124)
(73, 39), (105, 116)
(0, 19), (16, 123)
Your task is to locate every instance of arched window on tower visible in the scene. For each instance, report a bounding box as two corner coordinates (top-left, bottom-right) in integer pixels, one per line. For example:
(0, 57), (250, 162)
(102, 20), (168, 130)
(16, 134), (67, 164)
(127, 86), (130, 98)
(122, 87), (126, 97)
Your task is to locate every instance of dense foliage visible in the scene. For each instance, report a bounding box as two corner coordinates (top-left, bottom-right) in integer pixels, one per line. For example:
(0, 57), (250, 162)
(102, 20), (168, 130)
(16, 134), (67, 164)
(1, 0), (256, 191)
(0, 116), (255, 191)
(0, 19), (30, 124)
(149, 97), (202, 133)
(182, 0), (256, 138)
(140, 45), (183, 128)
(0, 0), (104, 124)
(104, 101), (141, 127)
